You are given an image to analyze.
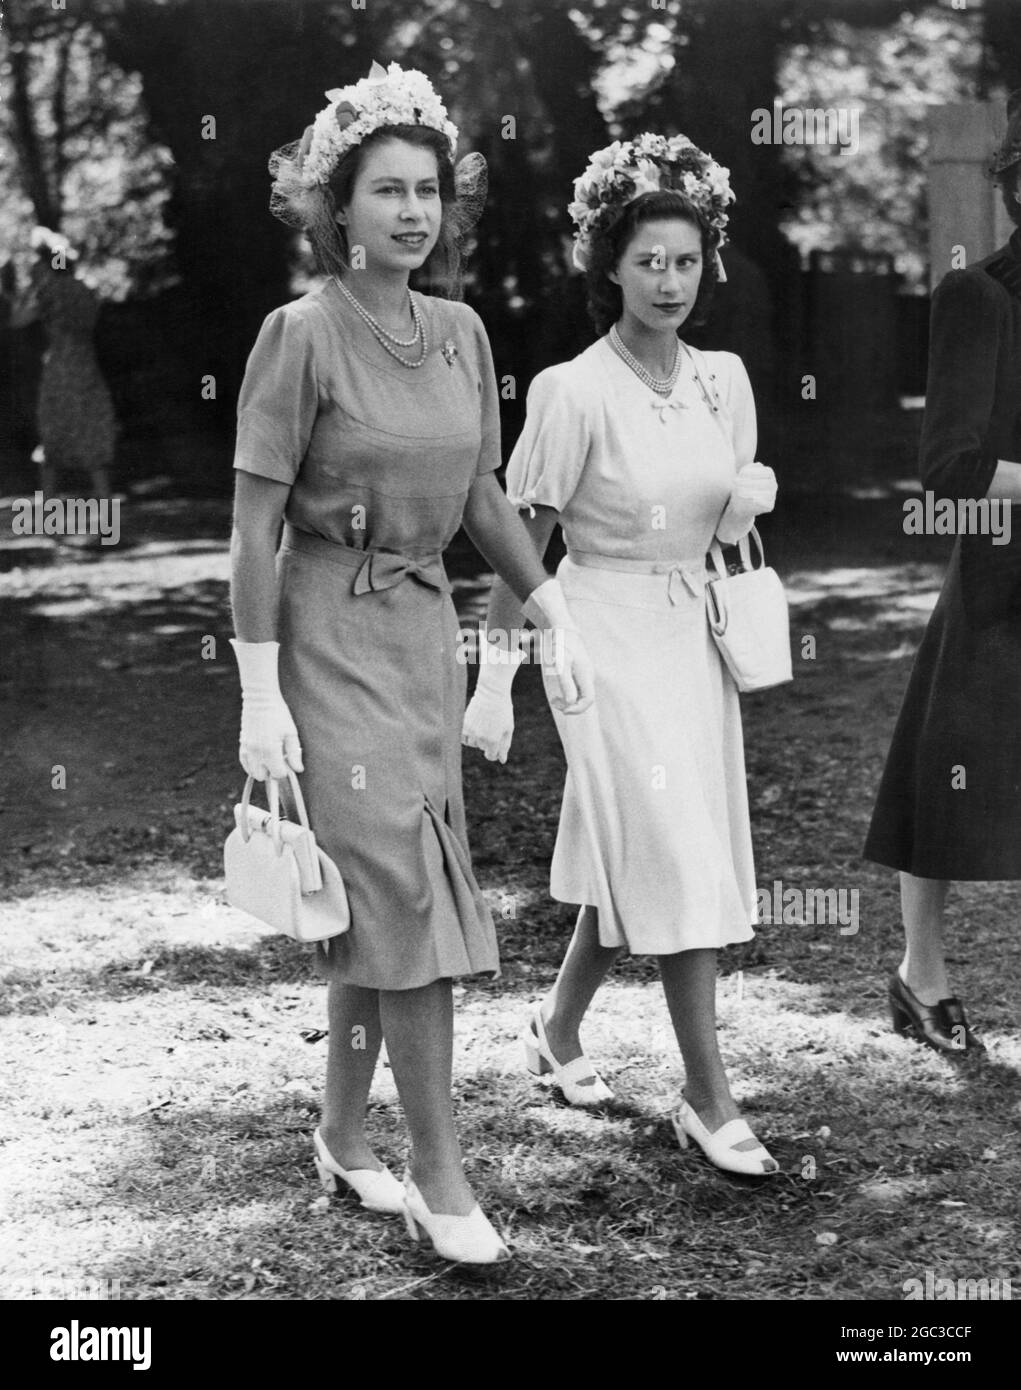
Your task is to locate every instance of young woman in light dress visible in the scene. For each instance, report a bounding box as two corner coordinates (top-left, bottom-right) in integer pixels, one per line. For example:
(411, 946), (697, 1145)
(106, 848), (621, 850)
(464, 135), (780, 1175)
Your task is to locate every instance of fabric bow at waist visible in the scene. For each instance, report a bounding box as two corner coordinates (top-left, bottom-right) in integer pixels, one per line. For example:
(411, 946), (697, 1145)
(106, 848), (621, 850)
(281, 525), (451, 595)
(352, 548), (450, 595)
(568, 548), (707, 602)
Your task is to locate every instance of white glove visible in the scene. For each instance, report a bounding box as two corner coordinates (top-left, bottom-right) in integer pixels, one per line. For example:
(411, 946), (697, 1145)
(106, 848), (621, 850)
(461, 635), (527, 764)
(715, 462), (778, 544)
(522, 578), (595, 715)
(230, 639), (304, 781)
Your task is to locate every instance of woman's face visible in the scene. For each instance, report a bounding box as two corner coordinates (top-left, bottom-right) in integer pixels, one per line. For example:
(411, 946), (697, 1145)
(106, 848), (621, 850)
(336, 138), (442, 274)
(609, 217), (704, 333)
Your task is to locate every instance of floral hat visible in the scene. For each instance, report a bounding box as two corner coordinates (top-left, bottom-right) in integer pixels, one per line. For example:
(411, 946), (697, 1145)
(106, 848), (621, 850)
(266, 61), (485, 293)
(569, 134), (735, 277)
(298, 60), (458, 187)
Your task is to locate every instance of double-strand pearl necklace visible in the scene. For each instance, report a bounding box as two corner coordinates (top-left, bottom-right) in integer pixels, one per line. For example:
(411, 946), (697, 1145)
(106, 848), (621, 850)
(608, 324), (682, 396)
(334, 277), (429, 368)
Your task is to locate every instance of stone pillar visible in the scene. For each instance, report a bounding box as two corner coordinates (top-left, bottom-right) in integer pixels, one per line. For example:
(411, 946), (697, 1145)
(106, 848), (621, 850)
(928, 100), (1014, 291)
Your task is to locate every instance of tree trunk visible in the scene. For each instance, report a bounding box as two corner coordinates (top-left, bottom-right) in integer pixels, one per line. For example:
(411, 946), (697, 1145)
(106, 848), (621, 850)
(6, 20), (60, 228)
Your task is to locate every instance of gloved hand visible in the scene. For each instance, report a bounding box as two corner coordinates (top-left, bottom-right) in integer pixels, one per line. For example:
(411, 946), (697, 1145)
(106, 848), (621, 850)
(715, 462), (778, 544)
(230, 639), (304, 781)
(461, 634), (527, 764)
(522, 578), (595, 715)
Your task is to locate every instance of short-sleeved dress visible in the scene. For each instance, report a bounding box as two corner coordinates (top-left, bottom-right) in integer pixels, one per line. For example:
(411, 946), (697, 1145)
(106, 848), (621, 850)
(233, 279), (501, 989)
(506, 336), (759, 953)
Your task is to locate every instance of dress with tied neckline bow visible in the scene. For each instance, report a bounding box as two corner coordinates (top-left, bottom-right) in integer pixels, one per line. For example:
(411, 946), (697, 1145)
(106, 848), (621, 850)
(505, 335), (760, 953)
(233, 280), (501, 989)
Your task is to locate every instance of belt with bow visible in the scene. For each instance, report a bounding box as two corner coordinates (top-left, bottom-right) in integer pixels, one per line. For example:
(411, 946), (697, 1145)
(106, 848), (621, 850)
(568, 548), (706, 604)
(281, 525), (451, 595)
(352, 548), (450, 595)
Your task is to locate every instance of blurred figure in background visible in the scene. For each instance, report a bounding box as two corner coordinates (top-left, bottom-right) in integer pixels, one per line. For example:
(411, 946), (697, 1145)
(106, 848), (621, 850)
(1, 227), (117, 499)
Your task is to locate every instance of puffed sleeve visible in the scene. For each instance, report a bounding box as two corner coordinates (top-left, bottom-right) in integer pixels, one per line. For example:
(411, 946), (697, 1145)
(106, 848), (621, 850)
(720, 352), (757, 468)
(919, 270), (1004, 499)
(467, 308), (502, 476)
(505, 367), (590, 516)
(233, 306), (320, 485)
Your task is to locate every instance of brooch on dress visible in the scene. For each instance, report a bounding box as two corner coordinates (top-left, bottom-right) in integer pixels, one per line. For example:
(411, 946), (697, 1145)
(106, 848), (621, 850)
(441, 339), (459, 367)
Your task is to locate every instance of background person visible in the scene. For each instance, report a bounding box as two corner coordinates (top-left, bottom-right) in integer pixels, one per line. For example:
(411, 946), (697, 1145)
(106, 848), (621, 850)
(863, 91), (1021, 1057)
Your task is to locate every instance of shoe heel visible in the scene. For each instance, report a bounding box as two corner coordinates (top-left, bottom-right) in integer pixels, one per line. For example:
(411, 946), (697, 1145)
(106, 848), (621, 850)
(672, 1110), (690, 1149)
(889, 999), (913, 1037)
(314, 1157), (337, 1195)
(403, 1207), (423, 1243)
(523, 1038), (552, 1076)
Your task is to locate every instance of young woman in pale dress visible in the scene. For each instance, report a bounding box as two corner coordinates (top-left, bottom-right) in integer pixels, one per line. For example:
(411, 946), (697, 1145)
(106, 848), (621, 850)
(464, 135), (779, 1175)
(229, 64), (593, 1264)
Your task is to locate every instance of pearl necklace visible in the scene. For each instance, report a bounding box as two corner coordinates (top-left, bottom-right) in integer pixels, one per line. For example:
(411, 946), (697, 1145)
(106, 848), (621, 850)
(609, 324), (682, 396)
(334, 277), (429, 368)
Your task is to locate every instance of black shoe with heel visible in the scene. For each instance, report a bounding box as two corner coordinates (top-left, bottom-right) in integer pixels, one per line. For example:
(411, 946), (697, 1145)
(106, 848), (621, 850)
(888, 972), (985, 1057)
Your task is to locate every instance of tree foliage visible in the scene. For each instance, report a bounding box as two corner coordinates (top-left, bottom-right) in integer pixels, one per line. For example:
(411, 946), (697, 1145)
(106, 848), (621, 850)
(1, 0), (176, 299)
(1, 0), (1018, 442)
(777, 6), (987, 283)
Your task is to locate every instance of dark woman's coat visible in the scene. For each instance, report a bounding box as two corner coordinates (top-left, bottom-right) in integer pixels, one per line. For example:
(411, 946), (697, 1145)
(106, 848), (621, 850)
(864, 229), (1021, 878)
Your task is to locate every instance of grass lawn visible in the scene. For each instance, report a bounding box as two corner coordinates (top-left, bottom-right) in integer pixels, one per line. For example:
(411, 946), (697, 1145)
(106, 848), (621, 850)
(1, 491), (1019, 1301)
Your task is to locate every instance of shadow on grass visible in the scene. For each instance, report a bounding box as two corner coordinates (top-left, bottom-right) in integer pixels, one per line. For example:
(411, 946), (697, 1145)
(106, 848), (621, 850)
(0, 937), (313, 1016)
(65, 1024), (1021, 1301)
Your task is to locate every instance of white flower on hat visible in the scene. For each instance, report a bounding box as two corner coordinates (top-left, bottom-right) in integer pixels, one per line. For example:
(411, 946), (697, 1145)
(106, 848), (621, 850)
(590, 142), (623, 172)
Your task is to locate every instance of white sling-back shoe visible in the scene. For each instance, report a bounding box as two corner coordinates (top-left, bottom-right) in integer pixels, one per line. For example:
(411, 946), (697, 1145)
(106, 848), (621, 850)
(402, 1174), (510, 1264)
(312, 1128), (406, 1213)
(522, 1002), (613, 1106)
(671, 1100), (778, 1176)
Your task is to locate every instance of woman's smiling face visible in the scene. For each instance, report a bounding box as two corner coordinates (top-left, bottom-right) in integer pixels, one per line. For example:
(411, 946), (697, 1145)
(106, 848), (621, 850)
(609, 216), (704, 332)
(336, 138), (442, 273)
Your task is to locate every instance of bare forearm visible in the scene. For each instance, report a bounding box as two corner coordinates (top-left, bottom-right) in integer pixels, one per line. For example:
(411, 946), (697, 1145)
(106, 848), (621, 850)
(230, 473), (291, 642)
(986, 459), (1021, 502)
(486, 573), (528, 646)
(462, 474), (549, 603)
(230, 529), (280, 642)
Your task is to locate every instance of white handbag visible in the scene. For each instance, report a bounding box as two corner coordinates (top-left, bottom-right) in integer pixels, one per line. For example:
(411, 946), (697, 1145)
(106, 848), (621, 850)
(706, 527), (793, 693)
(223, 770), (350, 942)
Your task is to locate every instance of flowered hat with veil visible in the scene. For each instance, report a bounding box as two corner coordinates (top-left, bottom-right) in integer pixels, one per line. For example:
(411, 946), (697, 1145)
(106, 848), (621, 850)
(268, 61), (487, 292)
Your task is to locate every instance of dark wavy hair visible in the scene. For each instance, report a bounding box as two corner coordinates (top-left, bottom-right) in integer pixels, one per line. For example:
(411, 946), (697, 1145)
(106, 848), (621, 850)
(584, 190), (720, 335)
(324, 125), (462, 297)
(995, 162), (1021, 228)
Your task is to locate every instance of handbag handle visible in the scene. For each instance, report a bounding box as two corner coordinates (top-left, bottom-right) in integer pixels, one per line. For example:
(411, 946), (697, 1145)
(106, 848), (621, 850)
(708, 525), (765, 582)
(706, 527), (767, 637)
(738, 526), (764, 571)
(238, 768), (311, 854)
